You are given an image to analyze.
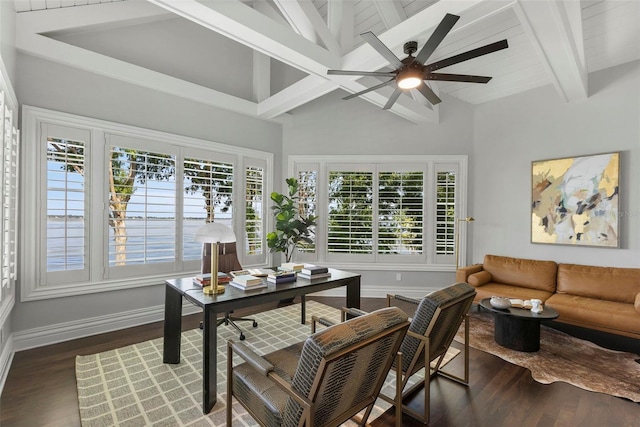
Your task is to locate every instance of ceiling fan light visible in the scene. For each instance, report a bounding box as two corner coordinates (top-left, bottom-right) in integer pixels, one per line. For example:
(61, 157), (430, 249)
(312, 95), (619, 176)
(398, 76), (422, 89)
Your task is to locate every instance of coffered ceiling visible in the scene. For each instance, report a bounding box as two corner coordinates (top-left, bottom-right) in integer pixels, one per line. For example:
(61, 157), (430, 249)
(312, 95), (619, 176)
(13, 0), (640, 124)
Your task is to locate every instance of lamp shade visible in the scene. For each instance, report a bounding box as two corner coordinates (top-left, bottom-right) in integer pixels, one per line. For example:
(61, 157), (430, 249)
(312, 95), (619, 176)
(194, 222), (236, 243)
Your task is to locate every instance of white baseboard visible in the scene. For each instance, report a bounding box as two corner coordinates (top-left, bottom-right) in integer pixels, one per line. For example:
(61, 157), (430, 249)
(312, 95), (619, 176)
(0, 334), (15, 397)
(12, 303), (201, 352)
(11, 284), (440, 353)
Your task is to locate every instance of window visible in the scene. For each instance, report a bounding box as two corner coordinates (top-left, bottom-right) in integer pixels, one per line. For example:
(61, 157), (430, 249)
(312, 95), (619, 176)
(328, 170), (374, 256)
(21, 107), (273, 301)
(245, 165), (263, 255)
(1, 89), (19, 297)
(46, 135), (87, 272)
(289, 155), (467, 269)
(296, 169), (317, 254)
(183, 154), (234, 264)
(378, 171), (424, 255)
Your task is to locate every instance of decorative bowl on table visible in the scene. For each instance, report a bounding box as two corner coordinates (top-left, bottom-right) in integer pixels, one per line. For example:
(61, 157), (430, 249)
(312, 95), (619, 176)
(489, 296), (511, 309)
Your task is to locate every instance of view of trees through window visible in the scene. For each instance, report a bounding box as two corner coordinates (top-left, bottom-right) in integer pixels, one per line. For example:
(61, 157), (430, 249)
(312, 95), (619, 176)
(328, 171), (374, 254)
(291, 156), (463, 265)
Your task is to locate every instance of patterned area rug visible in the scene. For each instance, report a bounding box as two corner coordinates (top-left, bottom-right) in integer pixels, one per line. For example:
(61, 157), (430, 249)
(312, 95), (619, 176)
(76, 301), (457, 426)
(455, 311), (640, 402)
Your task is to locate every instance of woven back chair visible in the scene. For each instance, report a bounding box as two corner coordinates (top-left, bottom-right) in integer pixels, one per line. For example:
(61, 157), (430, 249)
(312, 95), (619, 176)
(226, 306), (410, 427)
(379, 282), (476, 424)
(313, 282), (476, 424)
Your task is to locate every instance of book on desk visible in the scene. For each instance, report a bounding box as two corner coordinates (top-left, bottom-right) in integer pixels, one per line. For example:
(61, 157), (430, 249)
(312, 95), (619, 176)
(298, 265), (331, 280)
(267, 270), (297, 284)
(194, 272), (231, 286)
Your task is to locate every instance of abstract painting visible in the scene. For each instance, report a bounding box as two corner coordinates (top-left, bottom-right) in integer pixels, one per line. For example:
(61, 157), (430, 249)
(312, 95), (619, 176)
(531, 152), (619, 247)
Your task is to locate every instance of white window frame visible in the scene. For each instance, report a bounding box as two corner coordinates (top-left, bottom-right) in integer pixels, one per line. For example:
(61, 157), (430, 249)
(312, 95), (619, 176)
(21, 106), (273, 301)
(288, 155), (468, 271)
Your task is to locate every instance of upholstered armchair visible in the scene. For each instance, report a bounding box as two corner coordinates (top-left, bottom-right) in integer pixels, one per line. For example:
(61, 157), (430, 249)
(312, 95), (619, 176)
(339, 282), (476, 424)
(226, 306), (410, 427)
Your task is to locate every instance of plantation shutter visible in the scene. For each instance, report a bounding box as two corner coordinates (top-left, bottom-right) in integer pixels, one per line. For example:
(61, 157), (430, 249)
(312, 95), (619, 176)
(106, 134), (176, 278)
(378, 171), (424, 256)
(327, 169), (374, 261)
(41, 123), (90, 285)
(1, 90), (19, 292)
(183, 152), (235, 269)
(245, 165), (264, 256)
(434, 165), (458, 263)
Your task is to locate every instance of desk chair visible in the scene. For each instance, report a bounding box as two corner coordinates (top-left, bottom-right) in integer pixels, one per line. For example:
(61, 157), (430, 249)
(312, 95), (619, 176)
(201, 242), (258, 340)
(227, 306), (410, 427)
(340, 282), (476, 424)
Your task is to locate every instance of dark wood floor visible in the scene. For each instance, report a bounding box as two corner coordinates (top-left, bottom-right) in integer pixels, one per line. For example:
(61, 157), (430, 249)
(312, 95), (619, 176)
(1, 297), (638, 426)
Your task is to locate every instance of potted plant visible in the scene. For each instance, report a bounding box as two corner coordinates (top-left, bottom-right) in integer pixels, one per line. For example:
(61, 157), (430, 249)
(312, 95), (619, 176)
(267, 177), (316, 263)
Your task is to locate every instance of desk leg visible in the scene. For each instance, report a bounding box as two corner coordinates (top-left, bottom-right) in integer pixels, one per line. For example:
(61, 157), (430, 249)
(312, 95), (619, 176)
(202, 308), (218, 413)
(163, 285), (182, 364)
(346, 276), (361, 311)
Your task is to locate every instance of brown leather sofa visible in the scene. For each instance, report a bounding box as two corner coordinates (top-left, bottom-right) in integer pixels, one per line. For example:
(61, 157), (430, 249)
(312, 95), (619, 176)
(456, 254), (640, 340)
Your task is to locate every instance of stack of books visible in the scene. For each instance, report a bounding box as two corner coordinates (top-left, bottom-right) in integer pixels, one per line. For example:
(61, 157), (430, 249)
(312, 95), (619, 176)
(194, 272), (232, 286)
(266, 270), (297, 284)
(298, 265), (331, 280)
(230, 268), (274, 277)
(229, 274), (266, 291)
(279, 262), (304, 272)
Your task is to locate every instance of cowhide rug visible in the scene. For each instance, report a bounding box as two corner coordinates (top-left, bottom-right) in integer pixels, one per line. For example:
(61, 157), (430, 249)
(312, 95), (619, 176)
(454, 312), (640, 402)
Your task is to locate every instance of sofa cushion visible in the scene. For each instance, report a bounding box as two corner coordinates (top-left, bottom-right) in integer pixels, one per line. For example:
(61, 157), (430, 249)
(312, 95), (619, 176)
(546, 293), (640, 338)
(636, 293), (640, 314)
(468, 271), (492, 287)
(557, 264), (640, 304)
(472, 283), (554, 305)
(483, 255), (557, 292)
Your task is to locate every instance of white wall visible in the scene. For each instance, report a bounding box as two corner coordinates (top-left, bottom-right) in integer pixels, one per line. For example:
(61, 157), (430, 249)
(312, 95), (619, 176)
(13, 52), (283, 349)
(470, 60), (640, 267)
(0, 0), (16, 85)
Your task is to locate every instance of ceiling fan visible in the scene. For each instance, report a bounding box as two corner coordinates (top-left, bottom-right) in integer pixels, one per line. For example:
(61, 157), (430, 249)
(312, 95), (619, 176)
(327, 13), (508, 110)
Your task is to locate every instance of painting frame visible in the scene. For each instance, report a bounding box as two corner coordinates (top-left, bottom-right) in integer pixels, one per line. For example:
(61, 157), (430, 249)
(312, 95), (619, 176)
(531, 152), (620, 248)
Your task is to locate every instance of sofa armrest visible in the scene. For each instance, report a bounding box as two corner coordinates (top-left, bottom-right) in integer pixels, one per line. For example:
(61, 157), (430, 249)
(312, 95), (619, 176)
(468, 270), (493, 287)
(635, 293), (640, 314)
(456, 264), (484, 283)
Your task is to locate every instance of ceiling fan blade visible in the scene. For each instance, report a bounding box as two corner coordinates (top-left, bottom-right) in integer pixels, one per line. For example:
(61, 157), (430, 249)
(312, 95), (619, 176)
(426, 73), (492, 83)
(416, 82), (442, 105)
(343, 79), (395, 100)
(383, 88), (403, 110)
(426, 39), (509, 72)
(361, 31), (404, 69)
(328, 70), (397, 77)
(415, 13), (460, 65)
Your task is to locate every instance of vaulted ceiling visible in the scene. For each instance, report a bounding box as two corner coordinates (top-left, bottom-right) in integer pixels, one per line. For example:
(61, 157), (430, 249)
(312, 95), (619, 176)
(13, 0), (640, 124)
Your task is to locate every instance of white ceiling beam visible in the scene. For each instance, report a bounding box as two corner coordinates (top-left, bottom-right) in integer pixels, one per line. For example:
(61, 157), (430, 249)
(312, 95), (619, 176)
(257, 75), (338, 119)
(253, 50), (271, 103)
(15, 27), (291, 124)
(263, 0), (497, 123)
(327, 0), (355, 54)
(513, 0), (587, 102)
(373, 0), (407, 29)
(147, 0), (340, 76)
(272, 0), (341, 55)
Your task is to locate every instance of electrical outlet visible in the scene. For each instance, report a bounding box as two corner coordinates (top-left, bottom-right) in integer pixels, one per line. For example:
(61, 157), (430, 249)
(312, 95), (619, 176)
(396, 273), (402, 281)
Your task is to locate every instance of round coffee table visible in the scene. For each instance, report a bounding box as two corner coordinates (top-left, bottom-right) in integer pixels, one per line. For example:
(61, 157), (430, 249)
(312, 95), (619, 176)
(479, 298), (559, 352)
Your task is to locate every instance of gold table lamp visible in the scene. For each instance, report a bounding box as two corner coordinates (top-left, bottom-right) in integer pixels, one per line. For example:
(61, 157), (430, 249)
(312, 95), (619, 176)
(194, 222), (236, 295)
(455, 217), (475, 272)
